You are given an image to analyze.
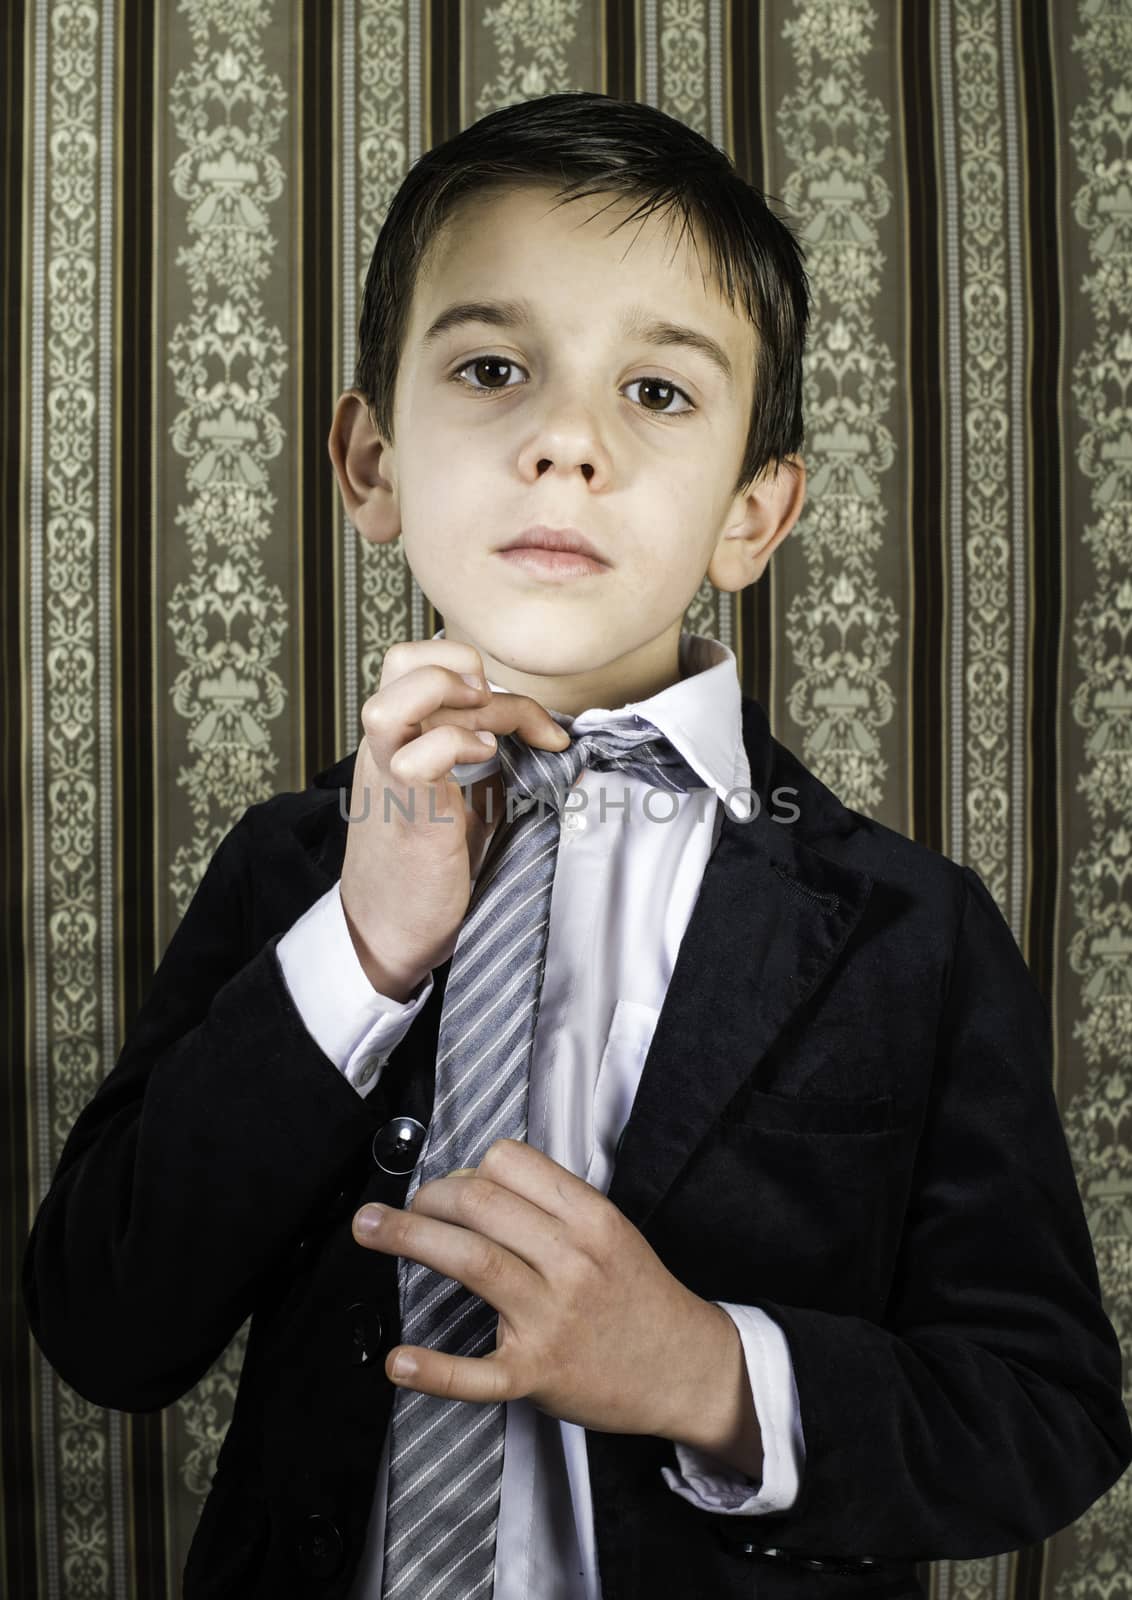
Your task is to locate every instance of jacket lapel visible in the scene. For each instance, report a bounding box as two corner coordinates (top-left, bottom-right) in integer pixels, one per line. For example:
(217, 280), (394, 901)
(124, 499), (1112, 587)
(604, 696), (875, 1234)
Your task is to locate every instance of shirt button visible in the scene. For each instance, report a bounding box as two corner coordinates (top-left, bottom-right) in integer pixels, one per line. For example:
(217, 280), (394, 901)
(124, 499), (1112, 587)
(354, 1053), (383, 1088)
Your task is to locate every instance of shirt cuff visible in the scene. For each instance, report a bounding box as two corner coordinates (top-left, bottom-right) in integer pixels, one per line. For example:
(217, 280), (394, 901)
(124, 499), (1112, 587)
(660, 1302), (805, 1514)
(275, 882), (434, 1096)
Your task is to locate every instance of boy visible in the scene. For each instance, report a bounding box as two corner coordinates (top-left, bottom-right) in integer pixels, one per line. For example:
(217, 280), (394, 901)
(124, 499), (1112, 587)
(22, 91), (1131, 1600)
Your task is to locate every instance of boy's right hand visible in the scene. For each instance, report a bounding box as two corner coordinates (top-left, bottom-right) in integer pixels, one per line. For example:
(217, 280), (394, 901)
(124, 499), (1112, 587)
(339, 638), (572, 1001)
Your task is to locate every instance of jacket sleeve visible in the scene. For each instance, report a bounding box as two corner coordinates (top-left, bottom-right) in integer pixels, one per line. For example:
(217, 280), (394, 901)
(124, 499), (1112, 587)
(21, 806), (380, 1414)
(707, 863), (1132, 1561)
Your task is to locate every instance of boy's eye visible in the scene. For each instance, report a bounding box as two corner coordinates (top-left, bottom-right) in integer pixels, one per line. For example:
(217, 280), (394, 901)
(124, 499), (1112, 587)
(449, 355), (697, 417)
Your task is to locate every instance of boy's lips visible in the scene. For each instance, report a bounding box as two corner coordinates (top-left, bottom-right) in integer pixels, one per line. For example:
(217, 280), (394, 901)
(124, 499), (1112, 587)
(496, 525), (608, 564)
(496, 547), (611, 579)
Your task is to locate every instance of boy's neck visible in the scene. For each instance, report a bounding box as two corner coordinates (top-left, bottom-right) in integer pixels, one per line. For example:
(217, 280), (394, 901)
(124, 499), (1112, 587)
(444, 624), (688, 718)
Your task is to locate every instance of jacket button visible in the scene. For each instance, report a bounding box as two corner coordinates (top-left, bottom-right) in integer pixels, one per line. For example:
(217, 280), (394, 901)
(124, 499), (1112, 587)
(295, 1513), (344, 1579)
(347, 1300), (384, 1366)
(372, 1117), (427, 1175)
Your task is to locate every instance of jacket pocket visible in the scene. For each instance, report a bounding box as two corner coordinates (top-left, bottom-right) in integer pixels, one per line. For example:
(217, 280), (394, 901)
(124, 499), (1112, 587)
(730, 1088), (895, 1137)
(721, 1088), (910, 1206)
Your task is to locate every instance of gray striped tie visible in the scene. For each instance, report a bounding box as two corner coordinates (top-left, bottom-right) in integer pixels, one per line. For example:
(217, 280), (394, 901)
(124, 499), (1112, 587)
(379, 711), (705, 1600)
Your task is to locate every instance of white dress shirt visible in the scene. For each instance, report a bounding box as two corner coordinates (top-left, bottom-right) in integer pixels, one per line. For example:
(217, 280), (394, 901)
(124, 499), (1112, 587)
(276, 628), (806, 1599)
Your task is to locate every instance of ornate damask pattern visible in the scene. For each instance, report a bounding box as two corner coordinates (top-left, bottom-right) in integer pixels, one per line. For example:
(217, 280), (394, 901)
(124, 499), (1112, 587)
(774, 0), (901, 814)
(163, 0), (290, 916)
(1056, 2), (1132, 1598)
(935, 6), (1024, 1600)
(469, 0), (582, 106)
(29, 2), (124, 1593)
(351, 0), (415, 739)
(649, 0), (734, 654)
(12, 2), (1131, 1596)
(943, 0), (1021, 911)
(160, 0), (290, 1558)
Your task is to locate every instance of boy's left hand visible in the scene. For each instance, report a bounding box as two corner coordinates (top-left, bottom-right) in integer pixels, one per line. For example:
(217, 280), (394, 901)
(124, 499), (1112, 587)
(351, 1137), (736, 1443)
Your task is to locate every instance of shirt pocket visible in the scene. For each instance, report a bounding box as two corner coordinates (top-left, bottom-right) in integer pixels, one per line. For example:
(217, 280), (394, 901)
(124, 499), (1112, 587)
(584, 998), (661, 1195)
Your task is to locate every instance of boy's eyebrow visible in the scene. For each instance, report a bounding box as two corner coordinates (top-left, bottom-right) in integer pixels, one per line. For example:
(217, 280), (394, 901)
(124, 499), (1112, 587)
(420, 296), (735, 389)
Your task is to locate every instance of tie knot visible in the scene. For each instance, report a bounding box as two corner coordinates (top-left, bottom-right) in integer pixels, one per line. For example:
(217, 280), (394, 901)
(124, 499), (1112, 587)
(495, 712), (703, 815)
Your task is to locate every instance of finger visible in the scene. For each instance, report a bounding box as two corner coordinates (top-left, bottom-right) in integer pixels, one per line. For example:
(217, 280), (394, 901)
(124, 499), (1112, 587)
(416, 684), (570, 753)
(388, 711), (567, 790)
(388, 721), (501, 788)
(409, 1173), (566, 1281)
(447, 693), (571, 749)
(385, 1343), (513, 1404)
(352, 1203), (540, 1314)
(477, 1137), (604, 1226)
(378, 638), (487, 692)
(370, 667), (569, 782)
(377, 656), (565, 752)
(365, 664), (496, 777)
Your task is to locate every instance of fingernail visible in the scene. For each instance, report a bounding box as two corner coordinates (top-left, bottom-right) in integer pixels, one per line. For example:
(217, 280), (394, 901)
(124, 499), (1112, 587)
(461, 674), (484, 689)
(476, 731), (496, 745)
(391, 1352), (417, 1380)
(355, 1205), (384, 1235)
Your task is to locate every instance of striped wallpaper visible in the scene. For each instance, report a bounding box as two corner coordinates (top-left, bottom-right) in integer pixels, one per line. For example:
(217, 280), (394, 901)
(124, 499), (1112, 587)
(3, 1), (1129, 1596)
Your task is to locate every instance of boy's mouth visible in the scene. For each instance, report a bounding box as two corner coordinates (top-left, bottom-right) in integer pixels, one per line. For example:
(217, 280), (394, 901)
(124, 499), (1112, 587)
(496, 546), (611, 579)
(497, 524), (608, 565)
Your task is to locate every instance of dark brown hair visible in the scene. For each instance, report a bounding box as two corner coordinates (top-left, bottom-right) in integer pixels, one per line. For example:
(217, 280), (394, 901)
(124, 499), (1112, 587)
(353, 91), (810, 496)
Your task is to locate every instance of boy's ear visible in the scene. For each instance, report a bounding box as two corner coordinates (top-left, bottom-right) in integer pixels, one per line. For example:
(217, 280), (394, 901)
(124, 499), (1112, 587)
(706, 455), (806, 592)
(326, 390), (402, 546)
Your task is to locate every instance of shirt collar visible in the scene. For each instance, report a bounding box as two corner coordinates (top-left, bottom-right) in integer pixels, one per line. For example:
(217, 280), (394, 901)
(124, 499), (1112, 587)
(431, 627), (752, 817)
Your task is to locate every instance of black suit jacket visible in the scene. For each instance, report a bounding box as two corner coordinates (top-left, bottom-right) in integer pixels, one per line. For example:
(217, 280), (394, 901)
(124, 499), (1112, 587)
(22, 694), (1132, 1600)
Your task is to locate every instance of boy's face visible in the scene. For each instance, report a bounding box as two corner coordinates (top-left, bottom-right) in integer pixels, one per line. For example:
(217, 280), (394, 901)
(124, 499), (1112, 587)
(330, 184), (805, 716)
